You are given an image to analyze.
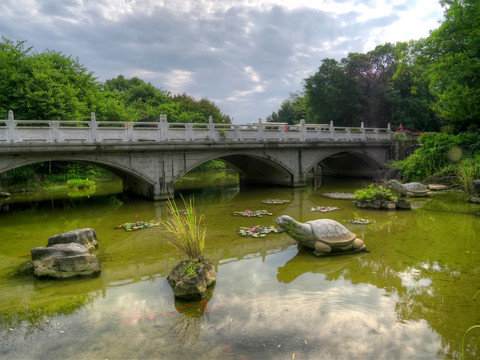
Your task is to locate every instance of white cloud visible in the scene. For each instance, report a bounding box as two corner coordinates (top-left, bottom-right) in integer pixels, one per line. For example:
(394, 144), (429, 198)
(244, 66), (260, 83)
(0, 0), (444, 123)
(163, 70), (196, 94)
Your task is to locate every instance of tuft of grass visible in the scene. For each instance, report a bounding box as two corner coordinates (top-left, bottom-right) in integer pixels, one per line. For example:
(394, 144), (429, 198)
(161, 195), (206, 259)
(457, 160), (477, 196)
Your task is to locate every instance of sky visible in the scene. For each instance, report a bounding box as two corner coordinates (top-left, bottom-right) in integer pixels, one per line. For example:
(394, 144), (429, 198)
(0, 0), (445, 123)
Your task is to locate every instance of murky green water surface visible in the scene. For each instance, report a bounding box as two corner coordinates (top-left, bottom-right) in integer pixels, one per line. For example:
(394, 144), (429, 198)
(0, 172), (479, 359)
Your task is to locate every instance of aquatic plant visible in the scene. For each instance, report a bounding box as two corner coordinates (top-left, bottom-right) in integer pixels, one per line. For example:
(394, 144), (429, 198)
(161, 195), (206, 259)
(261, 199), (291, 204)
(238, 225), (279, 237)
(310, 205), (338, 212)
(350, 219), (372, 224)
(354, 184), (397, 202)
(457, 159), (478, 196)
(233, 209), (273, 217)
(115, 220), (161, 231)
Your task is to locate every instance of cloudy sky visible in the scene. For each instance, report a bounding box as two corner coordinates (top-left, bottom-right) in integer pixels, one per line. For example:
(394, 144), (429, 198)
(0, 0), (444, 123)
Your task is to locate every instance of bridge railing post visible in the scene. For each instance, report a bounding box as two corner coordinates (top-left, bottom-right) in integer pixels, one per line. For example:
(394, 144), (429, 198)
(208, 116), (215, 140)
(186, 123), (193, 141)
(329, 121), (335, 140)
(361, 122), (366, 141)
(387, 123), (393, 140)
(280, 124), (286, 141)
(90, 112), (98, 142)
(346, 126), (352, 140)
(257, 119), (264, 141)
(234, 125), (241, 141)
(7, 110), (15, 143)
(51, 121), (60, 142)
(300, 119), (306, 141)
(126, 121), (135, 141)
(158, 115), (169, 141)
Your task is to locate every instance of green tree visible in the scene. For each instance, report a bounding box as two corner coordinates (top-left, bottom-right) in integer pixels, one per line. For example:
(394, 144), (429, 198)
(388, 41), (442, 132)
(0, 36), (101, 120)
(304, 58), (348, 125)
(266, 91), (306, 125)
(422, 0), (480, 132)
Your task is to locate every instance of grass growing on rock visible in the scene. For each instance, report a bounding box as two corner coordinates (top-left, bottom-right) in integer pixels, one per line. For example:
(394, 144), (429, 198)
(161, 195), (206, 259)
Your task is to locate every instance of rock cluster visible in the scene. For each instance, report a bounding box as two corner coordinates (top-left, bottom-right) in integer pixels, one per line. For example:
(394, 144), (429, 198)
(353, 198), (411, 210)
(31, 228), (101, 278)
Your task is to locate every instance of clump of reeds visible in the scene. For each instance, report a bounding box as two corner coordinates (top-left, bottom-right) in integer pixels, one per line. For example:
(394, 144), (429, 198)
(161, 195), (205, 259)
(457, 160), (477, 196)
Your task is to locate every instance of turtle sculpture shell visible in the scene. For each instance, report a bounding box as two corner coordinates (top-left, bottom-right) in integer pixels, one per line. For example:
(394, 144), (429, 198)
(275, 215), (367, 256)
(307, 219), (357, 246)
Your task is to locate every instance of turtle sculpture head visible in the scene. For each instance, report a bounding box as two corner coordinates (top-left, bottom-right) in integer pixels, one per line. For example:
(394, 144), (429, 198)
(276, 215), (367, 257)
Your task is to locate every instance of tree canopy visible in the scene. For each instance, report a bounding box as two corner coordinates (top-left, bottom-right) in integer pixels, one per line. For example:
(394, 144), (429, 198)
(0, 36), (231, 123)
(267, 0), (479, 133)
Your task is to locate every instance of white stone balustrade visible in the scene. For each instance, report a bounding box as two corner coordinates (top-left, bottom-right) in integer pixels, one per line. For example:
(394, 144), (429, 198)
(0, 111), (395, 144)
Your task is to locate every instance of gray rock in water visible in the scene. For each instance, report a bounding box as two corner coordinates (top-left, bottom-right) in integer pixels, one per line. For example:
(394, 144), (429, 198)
(322, 192), (355, 200)
(167, 256), (216, 300)
(31, 243), (101, 278)
(48, 228), (98, 251)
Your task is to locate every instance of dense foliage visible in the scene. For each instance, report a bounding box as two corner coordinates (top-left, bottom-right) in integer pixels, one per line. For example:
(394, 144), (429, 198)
(354, 184), (397, 202)
(0, 36), (231, 124)
(267, 0), (479, 133)
(391, 132), (480, 182)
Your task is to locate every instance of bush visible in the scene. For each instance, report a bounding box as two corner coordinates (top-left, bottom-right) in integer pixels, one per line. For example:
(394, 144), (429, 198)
(354, 184), (397, 202)
(66, 178), (96, 189)
(392, 132), (480, 182)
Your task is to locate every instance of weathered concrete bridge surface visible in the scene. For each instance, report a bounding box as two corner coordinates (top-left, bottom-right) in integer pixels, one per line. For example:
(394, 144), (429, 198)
(0, 112), (411, 200)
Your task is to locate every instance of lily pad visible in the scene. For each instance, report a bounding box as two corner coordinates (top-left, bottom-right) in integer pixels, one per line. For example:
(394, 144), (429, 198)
(233, 209), (273, 217)
(310, 206), (339, 212)
(238, 225), (280, 237)
(350, 219), (372, 224)
(261, 199), (291, 204)
(115, 220), (161, 231)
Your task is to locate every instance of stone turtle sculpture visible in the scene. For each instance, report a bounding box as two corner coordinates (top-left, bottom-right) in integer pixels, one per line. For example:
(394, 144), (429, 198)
(276, 215), (366, 257)
(388, 179), (432, 197)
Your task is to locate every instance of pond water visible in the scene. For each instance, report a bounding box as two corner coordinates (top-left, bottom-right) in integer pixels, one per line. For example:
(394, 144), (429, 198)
(0, 171), (479, 360)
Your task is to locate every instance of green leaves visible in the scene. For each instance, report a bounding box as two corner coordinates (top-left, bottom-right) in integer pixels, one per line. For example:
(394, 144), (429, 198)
(423, 0), (480, 132)
(354, 184), (397, 202)
(0, 37), (230, 123)
(161, 196), (206, 259)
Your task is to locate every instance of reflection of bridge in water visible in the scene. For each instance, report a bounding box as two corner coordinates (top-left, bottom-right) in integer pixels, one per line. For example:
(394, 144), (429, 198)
(0, 111), (413, 200)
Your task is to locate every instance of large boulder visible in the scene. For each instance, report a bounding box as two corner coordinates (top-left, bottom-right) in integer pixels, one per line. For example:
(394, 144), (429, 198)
(167, 255), (216, 300)
(48, 228), (98, 251)
(31, 243), (101, 278)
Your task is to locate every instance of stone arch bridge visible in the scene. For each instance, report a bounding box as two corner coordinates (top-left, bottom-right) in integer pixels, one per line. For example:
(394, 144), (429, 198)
(0, 114), (412, 200)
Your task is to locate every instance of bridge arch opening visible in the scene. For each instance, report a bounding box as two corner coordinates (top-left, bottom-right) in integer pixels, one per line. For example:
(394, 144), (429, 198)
(173, 153), (296, 190)
(306, 151), (383, 180)
(0, 159), (156, 200)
